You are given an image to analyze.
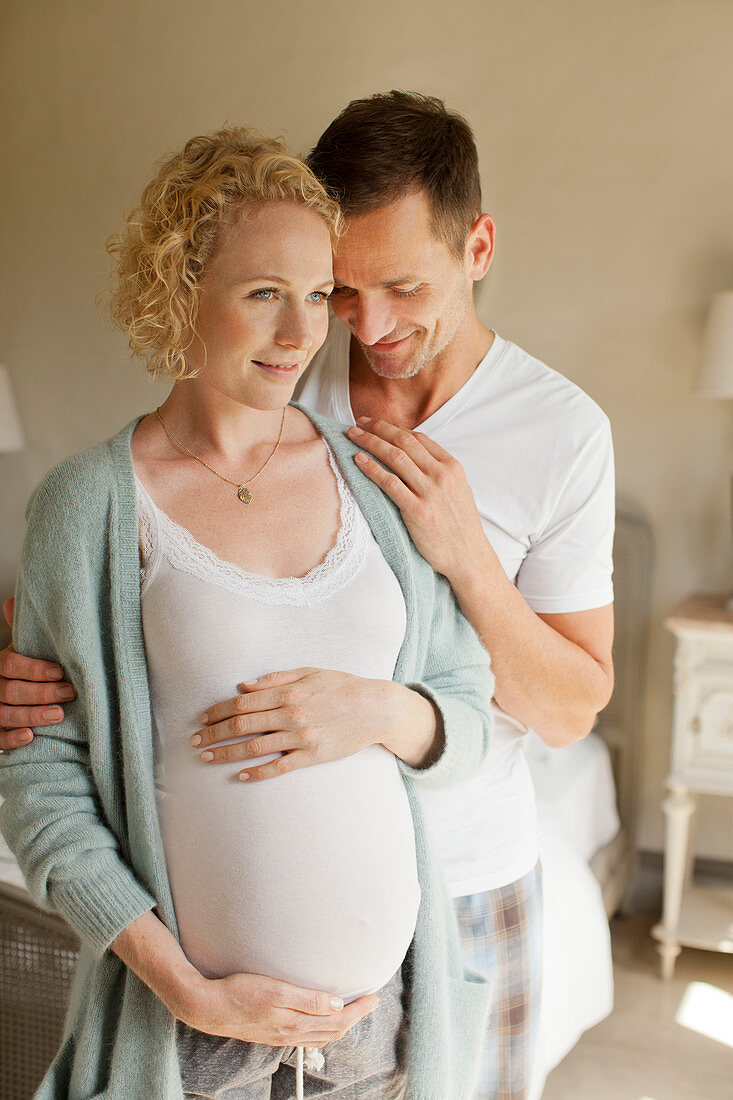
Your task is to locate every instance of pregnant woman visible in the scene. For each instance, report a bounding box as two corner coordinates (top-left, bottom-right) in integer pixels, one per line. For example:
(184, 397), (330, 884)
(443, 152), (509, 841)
(0, 127), (492, 1099)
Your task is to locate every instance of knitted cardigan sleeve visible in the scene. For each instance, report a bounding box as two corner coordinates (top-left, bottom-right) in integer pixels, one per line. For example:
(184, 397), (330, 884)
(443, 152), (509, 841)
(398, 562), (494, 791)
(0, 458), (156, 958)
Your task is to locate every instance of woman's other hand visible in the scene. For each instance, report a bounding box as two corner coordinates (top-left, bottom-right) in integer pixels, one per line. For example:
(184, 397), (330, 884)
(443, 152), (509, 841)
(191, 668), (442, 780)
(112, 910), (377, 1047)
(178, 971), (378, 1047)
(0, 597), (76, 749)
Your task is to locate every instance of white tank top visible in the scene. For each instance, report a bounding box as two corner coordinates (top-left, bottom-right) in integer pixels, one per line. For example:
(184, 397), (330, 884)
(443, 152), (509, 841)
(136, 443), (420, 1000)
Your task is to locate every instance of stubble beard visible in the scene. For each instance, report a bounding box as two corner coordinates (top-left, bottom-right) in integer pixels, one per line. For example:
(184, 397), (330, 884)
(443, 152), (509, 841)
(356, 337), (430, 380)
(356, 297), (469, 381)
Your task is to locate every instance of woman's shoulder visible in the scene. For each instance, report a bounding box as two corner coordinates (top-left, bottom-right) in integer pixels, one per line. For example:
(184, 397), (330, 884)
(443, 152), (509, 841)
(25, 418), (140, 532)
(291, 401), (437, 584)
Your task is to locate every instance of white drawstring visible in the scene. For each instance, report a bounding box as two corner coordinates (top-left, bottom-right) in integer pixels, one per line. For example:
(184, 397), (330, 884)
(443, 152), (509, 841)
(295, 1045), (326, 1098)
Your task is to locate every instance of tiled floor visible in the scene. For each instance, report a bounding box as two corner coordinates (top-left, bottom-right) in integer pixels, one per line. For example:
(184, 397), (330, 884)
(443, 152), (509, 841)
(542, 916), (733, 1099)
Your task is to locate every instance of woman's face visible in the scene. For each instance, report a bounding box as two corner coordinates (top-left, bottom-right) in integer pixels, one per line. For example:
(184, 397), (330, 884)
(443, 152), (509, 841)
(187, 201), (334, 411)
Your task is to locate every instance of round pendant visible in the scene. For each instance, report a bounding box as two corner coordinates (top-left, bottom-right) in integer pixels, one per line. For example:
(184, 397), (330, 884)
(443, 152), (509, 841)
(238, 485), (252, 504)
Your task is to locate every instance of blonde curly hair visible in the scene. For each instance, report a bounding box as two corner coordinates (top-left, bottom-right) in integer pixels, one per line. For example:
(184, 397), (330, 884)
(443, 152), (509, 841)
(106, 127), (343, 379)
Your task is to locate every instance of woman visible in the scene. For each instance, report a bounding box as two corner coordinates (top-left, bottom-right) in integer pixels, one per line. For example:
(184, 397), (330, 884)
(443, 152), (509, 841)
(0, 127), (492, 1099)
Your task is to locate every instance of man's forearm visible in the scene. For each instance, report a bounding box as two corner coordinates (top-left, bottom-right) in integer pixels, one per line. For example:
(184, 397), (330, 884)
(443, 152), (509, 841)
(449, 543), (613, 746)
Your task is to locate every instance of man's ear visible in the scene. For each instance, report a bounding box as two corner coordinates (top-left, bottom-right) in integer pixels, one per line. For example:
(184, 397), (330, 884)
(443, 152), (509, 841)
(467, 214), (495, 281)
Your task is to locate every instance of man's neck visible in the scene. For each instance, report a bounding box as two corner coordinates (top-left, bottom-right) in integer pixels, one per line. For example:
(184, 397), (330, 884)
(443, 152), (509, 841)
(348, 318), (495, 430)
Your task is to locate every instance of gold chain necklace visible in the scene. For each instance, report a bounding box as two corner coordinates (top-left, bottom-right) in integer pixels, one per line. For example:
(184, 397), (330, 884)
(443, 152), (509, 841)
(155, 406), (286, 504)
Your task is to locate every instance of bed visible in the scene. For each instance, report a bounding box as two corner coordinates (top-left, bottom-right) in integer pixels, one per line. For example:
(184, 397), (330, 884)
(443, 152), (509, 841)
(0, 500), (654, 1099)
(526, 499), (654, 1097)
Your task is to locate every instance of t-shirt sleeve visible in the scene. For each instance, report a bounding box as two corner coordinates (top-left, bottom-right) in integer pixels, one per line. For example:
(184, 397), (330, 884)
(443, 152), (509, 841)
(516, 417), (615, 613)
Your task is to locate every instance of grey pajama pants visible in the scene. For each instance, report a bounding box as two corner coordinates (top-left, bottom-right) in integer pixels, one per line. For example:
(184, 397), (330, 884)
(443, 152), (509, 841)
(178, 969), (406, 1100)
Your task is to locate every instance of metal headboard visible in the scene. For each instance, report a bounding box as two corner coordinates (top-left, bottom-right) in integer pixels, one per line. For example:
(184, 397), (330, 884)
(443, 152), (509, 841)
(595, 498), (654, 843)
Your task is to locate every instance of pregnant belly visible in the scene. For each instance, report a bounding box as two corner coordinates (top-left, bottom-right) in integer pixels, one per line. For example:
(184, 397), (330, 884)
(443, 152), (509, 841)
(158, 744), (420, 1001)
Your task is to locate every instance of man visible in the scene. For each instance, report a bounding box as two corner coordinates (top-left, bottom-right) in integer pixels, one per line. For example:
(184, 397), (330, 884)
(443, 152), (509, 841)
(0, 92), (614, 1098)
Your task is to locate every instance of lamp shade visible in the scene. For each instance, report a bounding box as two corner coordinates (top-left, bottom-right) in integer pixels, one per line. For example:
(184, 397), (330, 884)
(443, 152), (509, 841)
(0, 365), (25, 452)
(696, 290), (733, 398)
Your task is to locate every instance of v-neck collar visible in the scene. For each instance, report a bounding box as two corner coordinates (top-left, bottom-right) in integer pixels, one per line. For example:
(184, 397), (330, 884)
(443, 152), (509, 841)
(331, 327), (508, 434)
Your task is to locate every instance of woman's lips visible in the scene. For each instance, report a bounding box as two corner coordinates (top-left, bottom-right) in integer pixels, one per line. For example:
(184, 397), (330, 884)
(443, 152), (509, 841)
(253, 360), (301, 377)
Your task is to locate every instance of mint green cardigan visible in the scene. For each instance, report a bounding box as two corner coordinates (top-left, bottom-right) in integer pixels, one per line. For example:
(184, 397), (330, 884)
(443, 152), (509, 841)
(0, 408), (493, 1100)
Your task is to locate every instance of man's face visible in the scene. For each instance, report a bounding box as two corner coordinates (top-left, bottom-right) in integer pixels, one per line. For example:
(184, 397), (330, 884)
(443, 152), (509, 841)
(329, 190), (475, 380)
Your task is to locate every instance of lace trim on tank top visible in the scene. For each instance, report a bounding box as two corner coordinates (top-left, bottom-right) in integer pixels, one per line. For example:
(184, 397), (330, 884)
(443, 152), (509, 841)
(136, 442), (369, 607)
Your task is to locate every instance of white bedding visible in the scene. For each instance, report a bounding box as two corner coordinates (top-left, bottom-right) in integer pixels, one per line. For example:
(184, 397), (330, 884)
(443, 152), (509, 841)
(525, 729), (619, 1097)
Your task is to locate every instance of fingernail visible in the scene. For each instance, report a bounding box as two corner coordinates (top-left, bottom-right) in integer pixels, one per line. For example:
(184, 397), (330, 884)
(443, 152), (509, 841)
(239, 679), (258, 688)
(357, 416), (370, 424)
(348, 426), (363, 436)
(190, 734), (202, 747)
(43, 707), (62, 721)
(355, 453), (368, 463)
(201, 750), (213, 762)
(17, 730), (33, 744)
(238, 771), (250, 782)
(199, 712), (208, 724)
(57, 686), (75, 701)
(329, 996), (344, 1010)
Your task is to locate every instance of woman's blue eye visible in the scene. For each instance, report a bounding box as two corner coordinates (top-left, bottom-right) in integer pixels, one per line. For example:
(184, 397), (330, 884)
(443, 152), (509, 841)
(307, 291), (329, 303)
(253, 288), (276, 300)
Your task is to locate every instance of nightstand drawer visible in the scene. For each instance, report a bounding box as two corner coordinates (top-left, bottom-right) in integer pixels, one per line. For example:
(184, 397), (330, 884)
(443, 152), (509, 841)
(675, 669), (733, 778)
(671, 628), (733, 790)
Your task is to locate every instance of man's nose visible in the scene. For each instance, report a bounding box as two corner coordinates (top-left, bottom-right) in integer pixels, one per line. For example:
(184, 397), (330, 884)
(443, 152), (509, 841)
(348, 299), (397, 347)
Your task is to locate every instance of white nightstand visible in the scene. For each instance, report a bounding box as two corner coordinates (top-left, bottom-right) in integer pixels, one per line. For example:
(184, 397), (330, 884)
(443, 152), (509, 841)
(652, 594), (733, 979)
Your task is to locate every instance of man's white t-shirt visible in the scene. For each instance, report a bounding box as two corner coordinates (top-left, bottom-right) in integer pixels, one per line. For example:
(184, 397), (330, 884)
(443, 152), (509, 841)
(295, 322), (615, 897)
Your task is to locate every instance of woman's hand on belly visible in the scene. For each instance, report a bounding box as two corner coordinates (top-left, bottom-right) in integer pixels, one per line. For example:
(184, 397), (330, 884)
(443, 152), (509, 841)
(112, 911), (378, 1048)
(177, 970), (379, 1047)
(192, 667), (443, 779)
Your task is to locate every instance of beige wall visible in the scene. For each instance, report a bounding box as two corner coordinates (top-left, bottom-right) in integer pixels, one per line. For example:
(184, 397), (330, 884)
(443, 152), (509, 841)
(2, 0), (732, 858)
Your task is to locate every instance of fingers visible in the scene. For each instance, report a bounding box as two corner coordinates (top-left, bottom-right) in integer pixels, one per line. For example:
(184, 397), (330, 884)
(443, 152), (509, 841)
(199, 675), (309, 731)
(352, 450), (415, 508)
(196, 695), (286, 746)
(197, 731), (298, 766)
(351, 418), (437, 472)
(0, 646), (67, 685)
(0, 702), (65, 731)
(279, 990), (379, 1044)
(286, 1005), (379, 1044)
(337, 995), (380, 1035)
(275, 981), (347, 1016)
(196, 669), (316, 746)
(411, 430), (455, 462)
(0, 727), (33, 750)
(0, 675), (75, 708)
(347, 420), (432, 492)
(289, 996), (380, 1045)
(237, 749), (313, 783)
(192, 706), (292, 749)
(240, 669), (313, 690)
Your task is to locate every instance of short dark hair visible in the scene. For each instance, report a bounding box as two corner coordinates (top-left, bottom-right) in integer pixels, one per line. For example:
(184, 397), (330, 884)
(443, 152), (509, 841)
(307, 91), (482, 258)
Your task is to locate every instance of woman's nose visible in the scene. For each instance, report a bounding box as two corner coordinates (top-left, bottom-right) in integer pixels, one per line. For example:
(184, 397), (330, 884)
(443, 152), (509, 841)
(278, 308), (312, 351)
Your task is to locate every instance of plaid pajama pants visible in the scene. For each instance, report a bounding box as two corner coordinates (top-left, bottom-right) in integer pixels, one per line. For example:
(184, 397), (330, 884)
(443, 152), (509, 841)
(453, 862), (543, 1100)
